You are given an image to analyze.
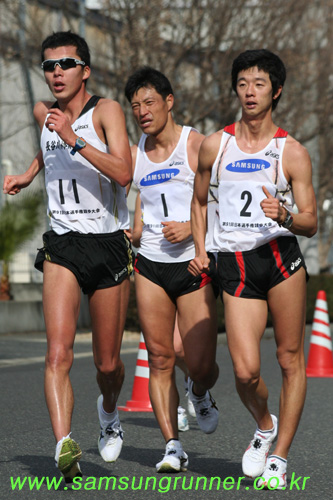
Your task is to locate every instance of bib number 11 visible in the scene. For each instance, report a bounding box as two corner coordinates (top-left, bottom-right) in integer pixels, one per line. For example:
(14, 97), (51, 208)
(58, 179), (80, 204)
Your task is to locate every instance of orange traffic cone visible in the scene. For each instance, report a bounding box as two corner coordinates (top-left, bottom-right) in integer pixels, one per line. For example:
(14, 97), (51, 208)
(306, 290), (333, 377)
(119, 333), (153, 411)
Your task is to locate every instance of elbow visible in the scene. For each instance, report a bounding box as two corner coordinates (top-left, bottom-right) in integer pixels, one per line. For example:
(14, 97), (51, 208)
(118, 171), (132, 187)
(308, 224), (318, 238)
(305, 219), (318, 238)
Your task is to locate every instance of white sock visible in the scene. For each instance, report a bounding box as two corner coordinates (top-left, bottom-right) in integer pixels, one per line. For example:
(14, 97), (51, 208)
(99, 398), (118, 425)
(166, 439), (182, 452)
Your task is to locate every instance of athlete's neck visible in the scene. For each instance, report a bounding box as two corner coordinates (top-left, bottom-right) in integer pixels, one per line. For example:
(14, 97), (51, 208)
(235, 116), (278, 154)
(56, 88), (92, 124)
(145, 120), (183, 162)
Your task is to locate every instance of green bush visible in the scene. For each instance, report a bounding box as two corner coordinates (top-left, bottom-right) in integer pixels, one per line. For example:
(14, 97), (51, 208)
(125, 274), (333, 332)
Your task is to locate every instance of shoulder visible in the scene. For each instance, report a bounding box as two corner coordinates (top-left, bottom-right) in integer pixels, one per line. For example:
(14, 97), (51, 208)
(94, 99), (128, 142)
(186, 128), (205, 172)
(284, 134), (311, 162)
(200, 129), (223, 159)
(196, 129), (223, 172)
(95, 98), (124, 114)
(283, 134), (312, 180)
(94, 98), (126, 124)
(188, 128), (205, 149)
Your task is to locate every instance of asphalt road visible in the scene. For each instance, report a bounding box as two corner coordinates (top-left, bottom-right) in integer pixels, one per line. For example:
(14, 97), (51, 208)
(1, 326), (332, 500)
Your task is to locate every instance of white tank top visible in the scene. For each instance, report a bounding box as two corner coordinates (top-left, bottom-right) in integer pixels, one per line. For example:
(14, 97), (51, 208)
(133, 126), (195, 262)
(41, 95), (130, 235)
(212, 123), (294, 252)
(206, 166), (219, 253)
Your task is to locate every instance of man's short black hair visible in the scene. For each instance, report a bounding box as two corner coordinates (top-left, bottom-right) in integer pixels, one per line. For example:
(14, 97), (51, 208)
(41, 31), (90, 67)
(231, 49), (286, 110)
(124, 66), (173, 102)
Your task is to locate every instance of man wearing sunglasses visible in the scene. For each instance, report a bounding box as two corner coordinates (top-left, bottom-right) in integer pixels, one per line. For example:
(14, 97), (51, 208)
(3, 31), (133, 482)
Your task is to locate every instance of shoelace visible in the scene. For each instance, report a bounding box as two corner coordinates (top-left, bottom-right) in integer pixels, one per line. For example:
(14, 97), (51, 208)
(103, 423), (123, 441)
(196, 393), (217, 416)
(253, 438), (262, 449)
(247, 434), (271, 461)
(166, 449), (177, 456)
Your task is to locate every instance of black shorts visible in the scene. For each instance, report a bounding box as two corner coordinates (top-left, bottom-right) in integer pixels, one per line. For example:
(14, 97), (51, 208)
(218, 236), (308, 300)
(134, 253), (218, 301)
(35, 230), (134, 294)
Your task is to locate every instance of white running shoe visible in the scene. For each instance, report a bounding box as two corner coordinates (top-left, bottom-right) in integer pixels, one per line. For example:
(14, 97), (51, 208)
(177, 406), (189, 432)
(184, 379), (196, 418)
(55, 436), (82, 483)
(242, 414), (278, 478)
(156, 440), (189, 473)
(257, 455), (287, 490)
(187, 396), (196, 418)
(97, 395), (124, 462)
(187, 378), (218, 434)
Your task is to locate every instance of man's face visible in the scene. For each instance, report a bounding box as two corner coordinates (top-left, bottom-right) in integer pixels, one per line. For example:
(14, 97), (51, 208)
(130, 86), (173, 135)
(236, 66), (281, 117)
(42, 45), (90, 100)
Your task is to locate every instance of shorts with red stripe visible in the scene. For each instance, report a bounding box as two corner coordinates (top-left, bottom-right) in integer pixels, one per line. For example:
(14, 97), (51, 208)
(134, 252), (218, 301)
(217, 236), (308, 300)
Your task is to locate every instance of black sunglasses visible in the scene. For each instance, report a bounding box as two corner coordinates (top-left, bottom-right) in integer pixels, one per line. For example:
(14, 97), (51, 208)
(41, 58), (86, 72)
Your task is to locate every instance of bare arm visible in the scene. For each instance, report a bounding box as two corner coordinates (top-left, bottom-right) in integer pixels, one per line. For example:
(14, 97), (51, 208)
(3, 150), (44, 195)
(188, 133), (219, 276)
(132, 191), (143, 248)
(261, 137), (317, 237)
(44, 99), (132, 187)
(2, 101), (48, 195)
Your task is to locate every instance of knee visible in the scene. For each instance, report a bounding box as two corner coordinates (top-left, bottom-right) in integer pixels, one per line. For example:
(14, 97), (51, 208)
(276, 347), (305, 375)
(148, 348), (175, 374)
(188, 361), (219, 388)
(95, 357), (124, 380)
(234, 363), (260, 388)
(45, 344), (73, 372)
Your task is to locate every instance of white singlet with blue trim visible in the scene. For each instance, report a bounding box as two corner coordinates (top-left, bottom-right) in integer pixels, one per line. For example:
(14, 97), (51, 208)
(41, 96), (130, 235)
(133, 126), (195, 263)
(212, 123), (294, 252)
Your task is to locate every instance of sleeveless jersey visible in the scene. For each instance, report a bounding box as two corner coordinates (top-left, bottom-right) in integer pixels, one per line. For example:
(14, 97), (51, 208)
(206, 164), (219, 253)
(41, 95), (130, 235)
(212, 123), (294, 252)
(133, 126), (195, 263)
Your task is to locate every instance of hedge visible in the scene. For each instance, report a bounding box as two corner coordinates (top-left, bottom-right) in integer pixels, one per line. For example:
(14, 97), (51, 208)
(125, 274), (333, 333)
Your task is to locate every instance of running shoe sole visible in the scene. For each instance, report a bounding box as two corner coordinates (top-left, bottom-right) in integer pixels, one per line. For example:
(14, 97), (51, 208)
(57, 438), (82, 476)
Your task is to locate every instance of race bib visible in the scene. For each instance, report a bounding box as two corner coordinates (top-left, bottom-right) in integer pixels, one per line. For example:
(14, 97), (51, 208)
(141, 182), (192, 228)
(46, 168), (106, 221)
(218, 181), (276, 231)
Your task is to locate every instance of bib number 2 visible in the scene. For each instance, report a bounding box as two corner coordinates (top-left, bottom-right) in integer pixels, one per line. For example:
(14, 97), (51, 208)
(240, 190), (252, 217)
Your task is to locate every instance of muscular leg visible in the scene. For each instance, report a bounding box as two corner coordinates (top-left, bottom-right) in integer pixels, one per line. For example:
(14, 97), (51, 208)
(43, 262), (81, 442)
(268, 268), (307, 458)
(177, 284), (219, 396)
(223, 292), (274, 431)
(135, 273), (178, 442)
(173, 314), (188, 377)
(89, 278), (130, 413)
